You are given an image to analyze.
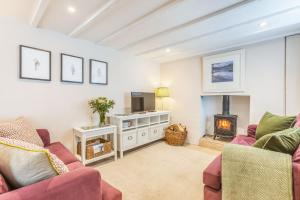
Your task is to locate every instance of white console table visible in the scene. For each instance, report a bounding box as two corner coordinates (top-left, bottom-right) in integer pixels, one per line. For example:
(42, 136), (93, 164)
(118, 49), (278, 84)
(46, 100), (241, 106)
(109, 111), (171, 158)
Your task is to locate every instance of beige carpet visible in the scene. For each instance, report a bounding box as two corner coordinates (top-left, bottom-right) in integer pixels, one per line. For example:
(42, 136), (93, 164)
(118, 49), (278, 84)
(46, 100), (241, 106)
(92, 141), (220, 200)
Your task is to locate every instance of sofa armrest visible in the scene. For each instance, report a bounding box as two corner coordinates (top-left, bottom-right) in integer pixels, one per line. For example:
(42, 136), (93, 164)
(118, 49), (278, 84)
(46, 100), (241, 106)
(247, 124), (258, 138)
(293, 162), (300, 200)
(36, 129), (51, 147)
(0, 167), (102, 200)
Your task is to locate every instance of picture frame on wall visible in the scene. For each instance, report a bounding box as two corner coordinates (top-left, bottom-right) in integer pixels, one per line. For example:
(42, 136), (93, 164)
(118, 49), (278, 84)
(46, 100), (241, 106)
(89, 59), (108, 85)
(19, 45), (51, 81)
(61, 53), (84, 83)
(202, 49), (245, 93)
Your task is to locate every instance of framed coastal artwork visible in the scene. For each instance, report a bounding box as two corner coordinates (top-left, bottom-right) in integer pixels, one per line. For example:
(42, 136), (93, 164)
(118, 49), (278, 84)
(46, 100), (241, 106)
(202, 49), (245, 93)
(89, 59), (108, 85)
(61, 53), (84, 83)
(19, 45), (51, 81)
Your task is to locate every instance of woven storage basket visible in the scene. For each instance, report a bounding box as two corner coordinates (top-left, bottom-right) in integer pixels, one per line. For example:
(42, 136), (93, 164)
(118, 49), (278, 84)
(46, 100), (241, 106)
(165, 124), (187, 146)
(77, 138), (112, 160)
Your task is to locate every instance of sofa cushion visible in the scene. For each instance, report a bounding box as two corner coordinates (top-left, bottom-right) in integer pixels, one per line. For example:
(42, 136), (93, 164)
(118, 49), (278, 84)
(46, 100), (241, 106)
(46, 142), (78, 165)
(0, 174), (9, 194)
(67, 161), (84, 171)
(247, 124), (258, 138)
(294, 114), (300, 128)
(0, 117), (44, 146)
(203, 135), (256, 190)
(0, 137), (68, 188)
(256, 112), (295, 140)
(232, 135), (256, 146)
(101, 180), (122, 200)
(254, 128), (300, 155)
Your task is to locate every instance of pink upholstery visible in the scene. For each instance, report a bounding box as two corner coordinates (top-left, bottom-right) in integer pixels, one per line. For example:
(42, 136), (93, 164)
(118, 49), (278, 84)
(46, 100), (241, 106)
(294, 114), (300, 128)
(0, 167), (102, 200)
(0, 174), (9, 195)
(203, 155), (222, 190)
(102, 180), (122, 200)
(231, 135), (256, 146)
(36, 129), (51, 147)
(247, 124), (258, 138)
(67, 161), (84, 171)
(293, 145), (300, 200)
(204, 185), (221, 200)
(203, 125), (300, 200)
(0, 129), (122, 200)
(46, 142), (78, 165)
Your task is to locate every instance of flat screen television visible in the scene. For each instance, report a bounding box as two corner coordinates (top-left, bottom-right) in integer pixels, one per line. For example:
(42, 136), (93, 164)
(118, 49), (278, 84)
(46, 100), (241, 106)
(131, 92), (155, 113)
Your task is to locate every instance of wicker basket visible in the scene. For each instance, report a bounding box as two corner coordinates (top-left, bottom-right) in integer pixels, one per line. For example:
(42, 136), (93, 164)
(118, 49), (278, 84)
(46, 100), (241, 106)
(77, 138), (112, 160)
(165, 124), (187, 146)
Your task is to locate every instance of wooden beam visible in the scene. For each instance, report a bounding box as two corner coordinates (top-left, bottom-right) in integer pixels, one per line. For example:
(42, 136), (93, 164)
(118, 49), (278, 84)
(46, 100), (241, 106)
(68, 0), (118, 37)
(97, 0), (180, 44)
(30, 0), (49, 27)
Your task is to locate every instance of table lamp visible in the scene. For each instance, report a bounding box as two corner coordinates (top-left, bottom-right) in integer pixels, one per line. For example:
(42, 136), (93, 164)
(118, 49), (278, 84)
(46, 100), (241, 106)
(155, 87), (170, 110)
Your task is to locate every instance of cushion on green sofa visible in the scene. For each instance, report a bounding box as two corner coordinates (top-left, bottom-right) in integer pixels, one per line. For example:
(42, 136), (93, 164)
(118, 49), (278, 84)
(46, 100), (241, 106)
(256, 112), (295, 140)
(253, 128), (300, 155)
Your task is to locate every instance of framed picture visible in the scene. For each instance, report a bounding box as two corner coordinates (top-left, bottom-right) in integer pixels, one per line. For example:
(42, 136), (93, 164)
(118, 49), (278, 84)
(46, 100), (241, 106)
(202, 49), (245, 93)
(89, 59), (108, 85)
(61, 53), (84, 83)
(19, 45), (51, 81)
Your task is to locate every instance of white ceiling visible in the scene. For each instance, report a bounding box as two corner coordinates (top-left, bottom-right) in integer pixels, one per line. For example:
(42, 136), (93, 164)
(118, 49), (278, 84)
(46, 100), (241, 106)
(1, 0), (300, 63)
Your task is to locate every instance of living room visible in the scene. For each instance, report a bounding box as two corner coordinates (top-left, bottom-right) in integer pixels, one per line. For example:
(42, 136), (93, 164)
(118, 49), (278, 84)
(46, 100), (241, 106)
(1, 0), (300, 200)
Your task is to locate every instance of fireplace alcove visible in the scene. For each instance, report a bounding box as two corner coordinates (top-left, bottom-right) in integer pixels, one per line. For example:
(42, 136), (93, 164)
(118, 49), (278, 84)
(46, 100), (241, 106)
(201, 94), (250, 139)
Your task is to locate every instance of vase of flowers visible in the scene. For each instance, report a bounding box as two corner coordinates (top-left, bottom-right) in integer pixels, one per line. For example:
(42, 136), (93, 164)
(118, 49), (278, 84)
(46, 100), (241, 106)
(88, 97), (115, 126)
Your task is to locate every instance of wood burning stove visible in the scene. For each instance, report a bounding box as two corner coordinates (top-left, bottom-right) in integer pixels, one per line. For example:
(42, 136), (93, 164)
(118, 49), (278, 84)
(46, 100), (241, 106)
(213, 95), (237, 139)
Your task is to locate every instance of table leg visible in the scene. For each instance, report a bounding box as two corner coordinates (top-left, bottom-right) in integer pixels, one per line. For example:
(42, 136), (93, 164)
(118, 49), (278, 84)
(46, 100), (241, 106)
(114, 131), (117, 161)
(81, 136), (86, 166)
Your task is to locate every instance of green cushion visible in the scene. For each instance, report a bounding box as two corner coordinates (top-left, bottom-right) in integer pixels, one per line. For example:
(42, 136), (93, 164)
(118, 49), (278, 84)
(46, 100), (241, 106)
(256, 112), (295, 140)
(253, 128), (300, 155)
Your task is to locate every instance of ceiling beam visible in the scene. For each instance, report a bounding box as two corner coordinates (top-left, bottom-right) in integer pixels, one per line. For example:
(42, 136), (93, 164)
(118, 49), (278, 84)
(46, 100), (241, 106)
(68, 0), (118, 37)
(136, 5), (300, 57)
(30, 0), (49, 27)
(97, 0), (181, 44)
(118, 0), (254, 51)
(156, 28), (300, 63)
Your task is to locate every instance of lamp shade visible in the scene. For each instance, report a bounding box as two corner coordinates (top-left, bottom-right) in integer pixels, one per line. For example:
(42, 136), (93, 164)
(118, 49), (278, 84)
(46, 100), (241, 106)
(156, 87), (170, 97)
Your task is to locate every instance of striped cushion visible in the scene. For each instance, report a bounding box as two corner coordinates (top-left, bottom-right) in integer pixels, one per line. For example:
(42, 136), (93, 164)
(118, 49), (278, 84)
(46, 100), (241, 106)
(0, 117), (43, 146)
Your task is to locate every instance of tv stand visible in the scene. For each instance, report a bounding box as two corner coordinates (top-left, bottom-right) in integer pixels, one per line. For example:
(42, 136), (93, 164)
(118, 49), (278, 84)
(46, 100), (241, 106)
(109, 111), (170, 158)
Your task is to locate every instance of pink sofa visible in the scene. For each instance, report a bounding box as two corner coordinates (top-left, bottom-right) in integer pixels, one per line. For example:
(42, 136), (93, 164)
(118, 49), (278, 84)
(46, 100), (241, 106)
(203, 124), (300, 200)
(0, 129), (122, 200)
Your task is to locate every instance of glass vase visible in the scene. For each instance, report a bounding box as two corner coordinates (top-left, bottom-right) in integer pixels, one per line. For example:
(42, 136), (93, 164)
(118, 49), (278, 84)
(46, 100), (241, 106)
(99, 112), (106, 126)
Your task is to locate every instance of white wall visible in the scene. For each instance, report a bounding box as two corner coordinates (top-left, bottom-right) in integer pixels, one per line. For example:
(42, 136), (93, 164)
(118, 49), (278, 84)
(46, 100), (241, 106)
(160, 57), (203, 144)
(246, 39), (285, 122)
(286, 34), (300, 115)
(0, 19), (160, 150)
(160, 38), (286, 144)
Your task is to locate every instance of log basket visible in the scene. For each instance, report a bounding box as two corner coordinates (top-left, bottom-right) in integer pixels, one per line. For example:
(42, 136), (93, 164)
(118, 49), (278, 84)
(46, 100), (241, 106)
(165, 124), (187, 146)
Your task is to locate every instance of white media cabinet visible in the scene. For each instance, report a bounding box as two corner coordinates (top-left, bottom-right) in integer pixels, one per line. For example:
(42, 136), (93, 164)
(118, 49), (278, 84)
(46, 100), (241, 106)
(109, 111), (170, 158)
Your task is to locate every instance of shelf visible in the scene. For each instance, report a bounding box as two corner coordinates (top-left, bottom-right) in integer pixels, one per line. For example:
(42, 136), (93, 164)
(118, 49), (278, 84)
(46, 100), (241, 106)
(76, 152), (115, 165)
(138, 124), (149, 128)
(123, 126), (136, 131)
(160, 121), (169, 124)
